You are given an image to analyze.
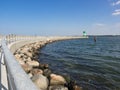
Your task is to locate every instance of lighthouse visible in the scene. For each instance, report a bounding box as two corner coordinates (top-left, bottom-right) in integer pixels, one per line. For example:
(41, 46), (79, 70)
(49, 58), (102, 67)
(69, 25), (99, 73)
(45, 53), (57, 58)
(83, 31), (87, 37)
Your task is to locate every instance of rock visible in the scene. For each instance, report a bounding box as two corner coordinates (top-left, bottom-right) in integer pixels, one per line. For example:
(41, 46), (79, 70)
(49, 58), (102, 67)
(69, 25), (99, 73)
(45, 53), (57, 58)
(39, 63), (49, 70)
(39, 64), (45, 69)
(62, 74), (71, 83)
(65, 81), (82, 90)
(23, 55), (28, 59)
(31, 55), (39, 60)
(65, 81), (75, 90)
(73, 85), (82, 90)
(28, 73), (33, 78)
(43, 69), (52, 77)
(27, 61), (39, 67)
(50, 74), (66, 85)
(49, 85), (68, 90)
(20, 53), (25, 58)
(14, 49), (21, 54)
(18, 60), (25, 65)
(14, 54), (21, 60)
(21, 63), (32, 73)
(24, 52), (33, 58)
(43, 64), (49, 69)
(31, 74), (49, 90)
(31, 68), (43, 75)
(22, 47), (30, 53)
(27, 57), (32, 61)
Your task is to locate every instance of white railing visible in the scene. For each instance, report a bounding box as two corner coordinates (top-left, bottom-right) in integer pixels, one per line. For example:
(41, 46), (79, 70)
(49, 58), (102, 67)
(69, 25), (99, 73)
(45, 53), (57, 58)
(0, 35), (39, 90)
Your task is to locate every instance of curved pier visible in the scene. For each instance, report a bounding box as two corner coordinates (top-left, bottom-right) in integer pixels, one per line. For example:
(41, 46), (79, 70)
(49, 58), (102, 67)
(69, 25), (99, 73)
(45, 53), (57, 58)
(0, 35), (87, 90)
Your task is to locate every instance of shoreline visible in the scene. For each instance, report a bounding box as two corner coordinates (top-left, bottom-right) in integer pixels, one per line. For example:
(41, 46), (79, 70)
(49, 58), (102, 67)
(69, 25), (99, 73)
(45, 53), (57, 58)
(13, 37), (84, 90)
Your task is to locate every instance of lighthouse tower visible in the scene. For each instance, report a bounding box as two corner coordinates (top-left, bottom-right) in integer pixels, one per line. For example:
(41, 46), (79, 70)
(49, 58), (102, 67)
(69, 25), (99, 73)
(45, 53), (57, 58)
(83, 31), (87, 37)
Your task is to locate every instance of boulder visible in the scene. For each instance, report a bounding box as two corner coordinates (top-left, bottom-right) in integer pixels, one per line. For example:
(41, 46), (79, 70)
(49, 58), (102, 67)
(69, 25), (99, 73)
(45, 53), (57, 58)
(31, 74), (49, 90)
(21, 63), (32, 73)
(23, 55), (28, 59)
(19, 53), (25, 58)
(39, 64), (49, 70)
(24, 52), (33, 58)
(28, 73), (33, 78)
(65, 81), (82, 90)
(27, 57), (32, 61)
(27, 61), (39, 67)
(49, 85), (68, 90)
(50, 74), (66, 85)
(14, 54), (21, 60)
(18, 60), (25, 65)
(34, 51), (39, 56)
(31, 68), (43, 75)
(43, 64), (49, 69)
(43, 69), (52, 77)
(73, 85), (82, 90)
(20, 47), (29, 53)
(39, 64), (45, 69)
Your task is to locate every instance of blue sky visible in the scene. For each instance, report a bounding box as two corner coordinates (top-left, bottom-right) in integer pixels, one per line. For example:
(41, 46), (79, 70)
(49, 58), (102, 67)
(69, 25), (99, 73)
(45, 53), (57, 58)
(0, 0), (120, 35)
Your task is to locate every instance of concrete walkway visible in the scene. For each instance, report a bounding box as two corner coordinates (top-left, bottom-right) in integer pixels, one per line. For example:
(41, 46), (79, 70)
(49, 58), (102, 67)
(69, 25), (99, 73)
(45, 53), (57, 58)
(0, 39), (9, 90)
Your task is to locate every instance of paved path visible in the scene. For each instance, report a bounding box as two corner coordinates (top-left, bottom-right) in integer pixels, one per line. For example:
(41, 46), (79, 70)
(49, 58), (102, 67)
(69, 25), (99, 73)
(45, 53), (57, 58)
(0, 39), (8, 90)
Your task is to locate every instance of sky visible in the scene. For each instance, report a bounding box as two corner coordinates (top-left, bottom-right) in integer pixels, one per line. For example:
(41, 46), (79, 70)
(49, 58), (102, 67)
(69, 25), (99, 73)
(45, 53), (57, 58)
(0, 0), (120, 36)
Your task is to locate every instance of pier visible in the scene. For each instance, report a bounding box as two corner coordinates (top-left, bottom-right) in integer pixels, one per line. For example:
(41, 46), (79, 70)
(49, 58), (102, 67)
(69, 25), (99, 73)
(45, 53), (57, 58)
(0, 35), (87, 90)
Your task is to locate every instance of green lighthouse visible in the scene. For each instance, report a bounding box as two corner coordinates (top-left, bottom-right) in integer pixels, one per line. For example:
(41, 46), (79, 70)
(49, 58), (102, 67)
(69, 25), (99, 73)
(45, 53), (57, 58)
(83, 31), (87, 37)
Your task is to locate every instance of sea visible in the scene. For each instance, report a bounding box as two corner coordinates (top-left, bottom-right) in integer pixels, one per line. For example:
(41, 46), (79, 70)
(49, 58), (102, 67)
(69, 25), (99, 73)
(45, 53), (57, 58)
(39, 36), (120, 90)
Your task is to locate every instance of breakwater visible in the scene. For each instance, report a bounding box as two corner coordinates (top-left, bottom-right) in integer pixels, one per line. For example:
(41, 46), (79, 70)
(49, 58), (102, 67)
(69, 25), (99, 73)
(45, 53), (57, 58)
(13, 36), (85, 90)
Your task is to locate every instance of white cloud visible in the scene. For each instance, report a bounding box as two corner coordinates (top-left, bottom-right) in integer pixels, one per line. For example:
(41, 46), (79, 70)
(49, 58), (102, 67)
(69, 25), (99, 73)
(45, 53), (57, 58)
(112, 9), (120, 16)
(94, 23), (105, 26)
(116, 0), (120, 4)
(112, 0), (120, 6)
(115, 9), (120, 12)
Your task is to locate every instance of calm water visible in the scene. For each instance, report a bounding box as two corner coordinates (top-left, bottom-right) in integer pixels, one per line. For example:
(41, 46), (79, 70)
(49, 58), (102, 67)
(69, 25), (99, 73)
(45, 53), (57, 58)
(39, 36), (120, 90)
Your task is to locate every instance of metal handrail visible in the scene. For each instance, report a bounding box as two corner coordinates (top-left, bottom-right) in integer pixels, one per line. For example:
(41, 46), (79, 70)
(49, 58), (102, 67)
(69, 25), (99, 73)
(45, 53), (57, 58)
(1, 39), (38, 90)
(0, 44), (2, 89)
